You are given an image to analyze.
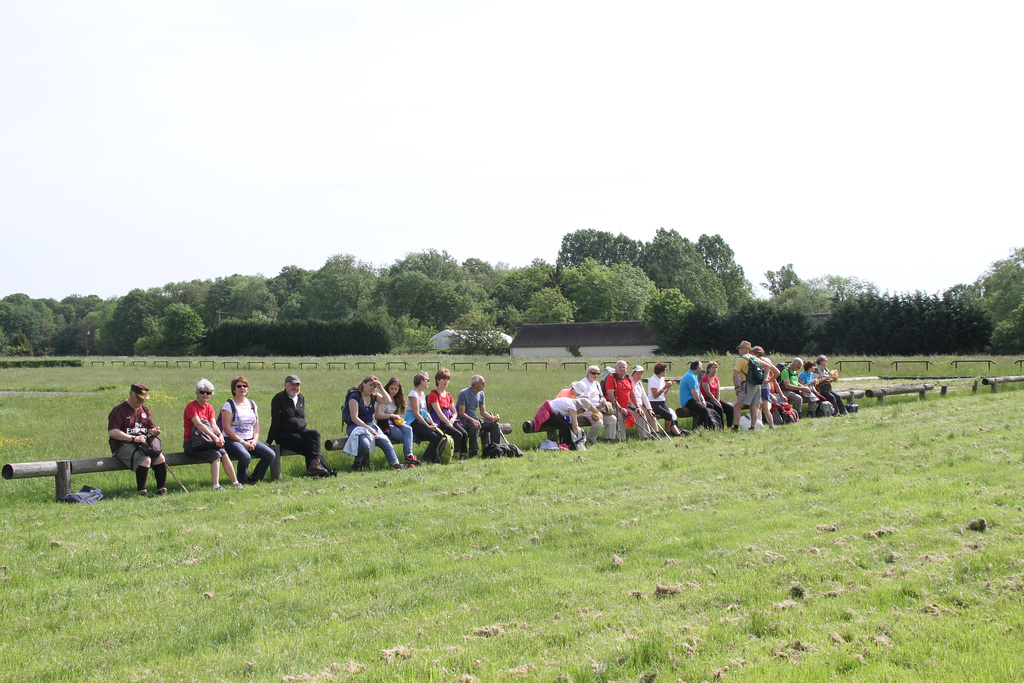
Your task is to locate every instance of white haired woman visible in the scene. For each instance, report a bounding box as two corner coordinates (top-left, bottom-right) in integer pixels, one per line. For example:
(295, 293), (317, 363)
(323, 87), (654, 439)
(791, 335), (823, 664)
(183, 378), (243, 490)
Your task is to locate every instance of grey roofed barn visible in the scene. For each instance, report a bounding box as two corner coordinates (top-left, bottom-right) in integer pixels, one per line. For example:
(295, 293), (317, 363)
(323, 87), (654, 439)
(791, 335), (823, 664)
(510, 322), (657, 357)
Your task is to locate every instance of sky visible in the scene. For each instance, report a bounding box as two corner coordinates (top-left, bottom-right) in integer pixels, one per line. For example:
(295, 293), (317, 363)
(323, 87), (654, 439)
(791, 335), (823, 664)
(2, 1), (1022, 301)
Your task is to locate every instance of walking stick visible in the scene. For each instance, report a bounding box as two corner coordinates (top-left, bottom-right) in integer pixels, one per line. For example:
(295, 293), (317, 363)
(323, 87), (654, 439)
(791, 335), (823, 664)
(165, 462), (188, 493)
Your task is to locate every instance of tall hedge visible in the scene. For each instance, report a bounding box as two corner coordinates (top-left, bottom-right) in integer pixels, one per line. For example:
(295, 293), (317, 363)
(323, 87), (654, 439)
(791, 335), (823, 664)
(207, 318), (392, 356)
(818, 292), (992, 355)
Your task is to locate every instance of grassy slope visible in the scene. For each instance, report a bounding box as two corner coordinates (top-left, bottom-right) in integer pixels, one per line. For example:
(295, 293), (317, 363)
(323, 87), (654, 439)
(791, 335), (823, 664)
(1, 362), (1023, 681)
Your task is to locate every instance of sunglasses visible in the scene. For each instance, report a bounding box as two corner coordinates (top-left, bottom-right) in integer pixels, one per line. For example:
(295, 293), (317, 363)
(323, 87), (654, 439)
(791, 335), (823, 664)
(198, 390), (212, 395)
(588, 371), (598, 375)
(235, 384), (248, 389)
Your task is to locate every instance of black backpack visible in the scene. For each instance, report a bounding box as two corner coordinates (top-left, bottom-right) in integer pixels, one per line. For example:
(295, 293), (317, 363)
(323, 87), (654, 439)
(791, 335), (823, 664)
(744, 355), (765, 385)
(341, 390), (360, 425)
(482, 443), (524, 458)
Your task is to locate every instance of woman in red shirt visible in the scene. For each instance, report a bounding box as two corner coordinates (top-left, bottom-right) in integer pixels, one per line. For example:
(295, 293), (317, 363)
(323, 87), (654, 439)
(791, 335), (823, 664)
(699, 362), (734, 429)
(427, 367), (468, 458)
(184, 378), (243, 491)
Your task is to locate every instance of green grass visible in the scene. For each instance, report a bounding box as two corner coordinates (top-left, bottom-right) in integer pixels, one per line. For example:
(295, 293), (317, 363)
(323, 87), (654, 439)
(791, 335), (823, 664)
(2, 358), (1024, 681)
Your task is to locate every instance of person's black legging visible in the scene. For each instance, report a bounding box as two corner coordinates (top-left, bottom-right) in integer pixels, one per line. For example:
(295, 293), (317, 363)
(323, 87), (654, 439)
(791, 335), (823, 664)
(650, 401), (677, 427)
(819, 387), (847, 416)
(410, 420), (443, 462)
(705, 397), (734, 428)
(438, 420), (469, 455)
(539, 415), (582, 450)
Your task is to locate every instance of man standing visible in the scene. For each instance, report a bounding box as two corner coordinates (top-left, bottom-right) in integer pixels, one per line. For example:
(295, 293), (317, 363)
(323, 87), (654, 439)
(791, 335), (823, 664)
(456, 375), (501, 457)
(267, 375), (334, 477)
(779, 358), (807, 414)
(751, 346), (779, 430)
(679, 360), (713, 429)
(732, 341), (764, 431)
(604, 360), (634, 441)
(107, 383), (167, 496)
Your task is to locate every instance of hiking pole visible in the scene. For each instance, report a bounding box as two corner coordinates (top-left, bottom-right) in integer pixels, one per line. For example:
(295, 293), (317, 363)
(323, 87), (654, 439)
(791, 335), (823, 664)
(165, 462), (188, 493)
(628, 407), (661, 441)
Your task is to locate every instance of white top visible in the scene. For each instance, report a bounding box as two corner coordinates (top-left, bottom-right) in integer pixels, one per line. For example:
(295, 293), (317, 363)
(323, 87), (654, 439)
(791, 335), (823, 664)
(550, 397), (578, 416)
(221, 398), (257, 440)
(578, 376), (604, 406)
(647, 375), (666, 403)
(631, 380), (652, 409)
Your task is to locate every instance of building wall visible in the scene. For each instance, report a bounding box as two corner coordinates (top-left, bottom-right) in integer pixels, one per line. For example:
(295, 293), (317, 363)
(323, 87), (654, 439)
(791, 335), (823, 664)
(510, 345), (658, 358)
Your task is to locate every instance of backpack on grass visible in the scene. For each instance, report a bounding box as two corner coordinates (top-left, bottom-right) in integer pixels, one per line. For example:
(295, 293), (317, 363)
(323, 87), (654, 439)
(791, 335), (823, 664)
(482, 443), (524, 458)
(436, 433), (455, 464)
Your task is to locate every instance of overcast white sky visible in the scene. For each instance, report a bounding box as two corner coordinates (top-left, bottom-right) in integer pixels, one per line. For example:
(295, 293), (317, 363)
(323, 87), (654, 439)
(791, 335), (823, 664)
(2, 1), (1022, 301)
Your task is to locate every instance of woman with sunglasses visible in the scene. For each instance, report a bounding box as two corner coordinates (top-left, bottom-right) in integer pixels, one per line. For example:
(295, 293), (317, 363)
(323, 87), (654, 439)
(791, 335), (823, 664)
(571, 365), (617, 443)
(183, 378), (243, 490)
(220, 376), (277, 485)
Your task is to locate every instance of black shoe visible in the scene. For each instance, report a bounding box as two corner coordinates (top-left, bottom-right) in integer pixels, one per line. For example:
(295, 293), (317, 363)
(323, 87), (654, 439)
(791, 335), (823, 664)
(245, 477), (259, 486)
(306, 462), (329, 477)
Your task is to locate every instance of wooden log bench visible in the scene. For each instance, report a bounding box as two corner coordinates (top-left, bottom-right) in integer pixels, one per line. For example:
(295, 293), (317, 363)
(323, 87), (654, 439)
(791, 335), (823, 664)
(864, 383), (934, 403)
(3, 446), (301, 502)
(981, 375), (1024, 393)
(323, 423), (514, 452)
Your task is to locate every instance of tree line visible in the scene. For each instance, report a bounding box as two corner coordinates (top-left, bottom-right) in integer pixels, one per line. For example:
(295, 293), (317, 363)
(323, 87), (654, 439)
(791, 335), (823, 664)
(0, 232), (1020, 356)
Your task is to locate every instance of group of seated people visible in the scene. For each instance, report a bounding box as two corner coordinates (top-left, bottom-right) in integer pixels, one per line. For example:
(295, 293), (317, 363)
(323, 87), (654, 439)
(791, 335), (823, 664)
(109, 349), (851, 493)
(524, 346), (851, 449)
(106, 368), (506, 493)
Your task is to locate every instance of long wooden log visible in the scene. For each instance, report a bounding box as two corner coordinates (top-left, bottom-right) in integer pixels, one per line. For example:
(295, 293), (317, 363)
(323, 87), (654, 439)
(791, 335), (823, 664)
(324, 423), (513, 452)
(3, 447), (299, 481)
(981, 376), (1024, 385)
(865, 383), (934, 403)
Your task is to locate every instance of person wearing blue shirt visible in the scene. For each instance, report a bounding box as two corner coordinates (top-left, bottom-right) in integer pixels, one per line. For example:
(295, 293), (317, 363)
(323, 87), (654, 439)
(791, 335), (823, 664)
(457, 375), (501, 457)
(679, 359), (712, 429)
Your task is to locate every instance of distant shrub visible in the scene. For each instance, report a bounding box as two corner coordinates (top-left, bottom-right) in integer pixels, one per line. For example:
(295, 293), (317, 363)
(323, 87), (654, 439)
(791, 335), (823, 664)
(207, 318), (392, 356)
(0, 358), (84, 368)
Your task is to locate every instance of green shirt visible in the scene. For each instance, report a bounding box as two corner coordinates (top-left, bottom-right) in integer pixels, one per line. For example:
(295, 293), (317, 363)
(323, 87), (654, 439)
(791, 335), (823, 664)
(779, 366), (801, 390)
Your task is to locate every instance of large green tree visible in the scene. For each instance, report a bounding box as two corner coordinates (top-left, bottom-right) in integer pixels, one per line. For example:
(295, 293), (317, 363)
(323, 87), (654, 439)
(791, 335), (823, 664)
(641, 288), (693, 354)
(556, 229), (642, 268)
(100, 289), (160, 355)
(696, 234), (752, 309)
(301, 254), (379, 321)
(976, 247), (1024, 323)
(523, 288), (574, 324)
(161, 303), (207, 354)
(639, 228), (728, 312)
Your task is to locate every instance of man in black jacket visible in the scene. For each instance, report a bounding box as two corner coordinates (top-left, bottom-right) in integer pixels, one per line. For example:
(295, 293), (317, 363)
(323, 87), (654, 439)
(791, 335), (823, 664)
(267, 375), (334, 477)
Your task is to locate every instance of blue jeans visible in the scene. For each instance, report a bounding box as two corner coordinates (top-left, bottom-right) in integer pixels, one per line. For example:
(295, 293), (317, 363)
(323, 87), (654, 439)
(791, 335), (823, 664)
(346, 424), (399, 465)
(224, 439), (277, 482)
(384, 422), (414, 457)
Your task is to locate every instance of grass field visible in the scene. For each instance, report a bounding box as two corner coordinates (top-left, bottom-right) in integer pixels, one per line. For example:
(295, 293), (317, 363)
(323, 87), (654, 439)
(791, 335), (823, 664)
(2, 356), (1024, 681)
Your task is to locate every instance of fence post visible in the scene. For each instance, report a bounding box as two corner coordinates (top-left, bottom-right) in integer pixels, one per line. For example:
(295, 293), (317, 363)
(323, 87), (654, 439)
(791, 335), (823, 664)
(55, 461), (72, 501)
(270, 445), (282, 481)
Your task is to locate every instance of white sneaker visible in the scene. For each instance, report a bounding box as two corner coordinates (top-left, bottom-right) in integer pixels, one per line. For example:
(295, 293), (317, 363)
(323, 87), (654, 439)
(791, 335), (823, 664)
(212, 484), (224, 491)
(232, 481), (244, 490)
